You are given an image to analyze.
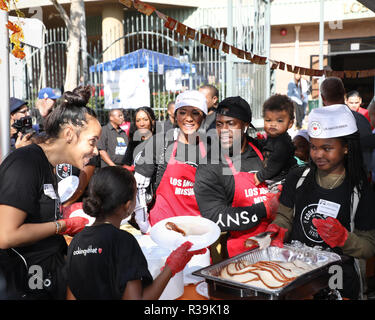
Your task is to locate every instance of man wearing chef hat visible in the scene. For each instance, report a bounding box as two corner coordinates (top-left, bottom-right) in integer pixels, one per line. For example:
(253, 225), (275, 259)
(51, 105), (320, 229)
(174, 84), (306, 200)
(262, 104), (375, 299)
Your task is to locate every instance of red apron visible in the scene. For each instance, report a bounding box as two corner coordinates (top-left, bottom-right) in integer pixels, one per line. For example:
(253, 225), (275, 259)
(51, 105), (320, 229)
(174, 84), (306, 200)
(149, 140), (206, 226)
(226, 142), (272, 257)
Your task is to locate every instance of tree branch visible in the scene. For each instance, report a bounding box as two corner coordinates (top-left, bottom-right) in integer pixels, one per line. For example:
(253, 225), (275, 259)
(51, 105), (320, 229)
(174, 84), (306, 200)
(50, 0), (72, 30)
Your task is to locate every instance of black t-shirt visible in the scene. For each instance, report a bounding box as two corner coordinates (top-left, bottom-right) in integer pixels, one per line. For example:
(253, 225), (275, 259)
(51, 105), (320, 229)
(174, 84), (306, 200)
(67, 224), (152, 300)
(194, 143), (267, 232)
(280, 166), (375, 236)
(350, 110), (372, 170)
(279, 165), (375, 299)
(0, 144), (66, 263)
(123, 139), (148, 166)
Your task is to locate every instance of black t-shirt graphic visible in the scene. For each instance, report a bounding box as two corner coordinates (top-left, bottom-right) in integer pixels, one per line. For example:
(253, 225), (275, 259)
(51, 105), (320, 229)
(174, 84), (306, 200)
(280, 166), (375, 299)
(0, 144), (67, 299)
(67, 224), (152, 300)
(0, 144), (66, 263)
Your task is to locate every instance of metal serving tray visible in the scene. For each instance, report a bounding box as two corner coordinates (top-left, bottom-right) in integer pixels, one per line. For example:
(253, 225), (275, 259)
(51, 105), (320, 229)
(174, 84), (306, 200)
(192, 241), (342, 300)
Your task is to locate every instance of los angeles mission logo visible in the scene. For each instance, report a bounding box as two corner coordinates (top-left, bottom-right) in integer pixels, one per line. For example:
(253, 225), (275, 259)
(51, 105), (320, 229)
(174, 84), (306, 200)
(300, 203), (325, 243)
(56, 163), (72, 180)
(309, 121), (322, 137)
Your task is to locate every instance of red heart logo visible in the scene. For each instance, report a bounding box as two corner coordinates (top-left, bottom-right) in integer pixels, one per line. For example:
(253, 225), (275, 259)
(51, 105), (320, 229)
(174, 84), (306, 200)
(98, 248), (102, 254)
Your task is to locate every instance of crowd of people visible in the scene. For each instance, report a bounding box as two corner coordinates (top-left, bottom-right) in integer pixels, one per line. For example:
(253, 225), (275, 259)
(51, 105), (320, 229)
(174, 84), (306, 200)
(1, 76), (375, 300)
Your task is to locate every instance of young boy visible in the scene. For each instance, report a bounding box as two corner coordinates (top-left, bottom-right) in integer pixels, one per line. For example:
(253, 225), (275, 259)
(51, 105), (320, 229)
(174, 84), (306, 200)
(254, 94), (297, 185)
(293, 129), (310, 166)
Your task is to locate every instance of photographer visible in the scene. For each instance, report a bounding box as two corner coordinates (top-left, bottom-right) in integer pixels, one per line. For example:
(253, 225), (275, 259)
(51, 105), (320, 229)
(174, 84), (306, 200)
(9, 98), (34, 152)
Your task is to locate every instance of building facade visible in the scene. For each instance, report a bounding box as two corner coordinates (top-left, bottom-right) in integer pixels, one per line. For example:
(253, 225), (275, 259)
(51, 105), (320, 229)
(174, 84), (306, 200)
(270, 0), (375, 106)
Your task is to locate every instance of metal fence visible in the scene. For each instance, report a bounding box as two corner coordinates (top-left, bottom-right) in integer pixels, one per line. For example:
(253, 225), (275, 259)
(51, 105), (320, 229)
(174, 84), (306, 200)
(20, 1), (269, 125)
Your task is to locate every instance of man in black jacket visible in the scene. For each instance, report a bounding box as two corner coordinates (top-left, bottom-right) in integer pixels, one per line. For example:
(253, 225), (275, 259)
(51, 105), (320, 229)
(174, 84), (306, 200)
(194, 96), (280, 259)
(320, 77), (373, 172)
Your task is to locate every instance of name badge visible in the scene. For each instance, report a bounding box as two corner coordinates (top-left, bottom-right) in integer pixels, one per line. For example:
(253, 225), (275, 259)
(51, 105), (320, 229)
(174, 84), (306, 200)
(44, 184), (57, 200)
(316, 199), (341, 219)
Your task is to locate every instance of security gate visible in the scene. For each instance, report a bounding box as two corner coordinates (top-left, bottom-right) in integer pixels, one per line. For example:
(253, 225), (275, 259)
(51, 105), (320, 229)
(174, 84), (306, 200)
(20, 0), (269, 124)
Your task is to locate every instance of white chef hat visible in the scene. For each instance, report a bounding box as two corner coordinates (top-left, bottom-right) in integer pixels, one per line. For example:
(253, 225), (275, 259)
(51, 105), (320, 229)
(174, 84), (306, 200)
(308, 104), (358, 139)
(295, 129), (310, 142)
(175, 90), (208, 115)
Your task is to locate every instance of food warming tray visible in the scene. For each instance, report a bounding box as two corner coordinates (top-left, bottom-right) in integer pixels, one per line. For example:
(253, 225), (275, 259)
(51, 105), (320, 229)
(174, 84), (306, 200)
(192, 241), (343, 300)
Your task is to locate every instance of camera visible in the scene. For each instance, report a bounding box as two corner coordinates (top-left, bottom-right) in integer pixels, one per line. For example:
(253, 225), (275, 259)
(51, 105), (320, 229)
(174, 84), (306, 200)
(12, 116), (34, 136)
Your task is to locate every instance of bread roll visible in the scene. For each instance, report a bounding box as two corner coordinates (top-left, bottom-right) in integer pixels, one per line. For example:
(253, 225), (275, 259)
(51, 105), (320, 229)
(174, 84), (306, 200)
(165, 221), (208, 236)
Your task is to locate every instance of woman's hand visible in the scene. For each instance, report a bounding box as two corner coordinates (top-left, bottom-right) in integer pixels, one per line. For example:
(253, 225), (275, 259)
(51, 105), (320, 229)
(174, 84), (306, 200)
(164, 241), (207, 276)
(265, 223), (287, 248)
(58, 217), (89, 236)
(263, 189), (282, 220)
(312, 217), (348, 248)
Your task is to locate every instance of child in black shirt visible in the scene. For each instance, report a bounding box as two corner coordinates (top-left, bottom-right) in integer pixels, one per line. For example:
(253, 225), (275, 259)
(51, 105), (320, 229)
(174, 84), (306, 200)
(66, 166), (205, 300)
(255, 94), (297, 186)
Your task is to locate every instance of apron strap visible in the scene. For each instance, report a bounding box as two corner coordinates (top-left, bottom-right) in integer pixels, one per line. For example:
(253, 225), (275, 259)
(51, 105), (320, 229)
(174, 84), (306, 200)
(296, 167), (311, 189)
(350, 186), (364, 300)
(293, 167), (311, 219)
(224, 141), (264, 175)
(248, 141), (264, 161)
(170, 139), (207, 162)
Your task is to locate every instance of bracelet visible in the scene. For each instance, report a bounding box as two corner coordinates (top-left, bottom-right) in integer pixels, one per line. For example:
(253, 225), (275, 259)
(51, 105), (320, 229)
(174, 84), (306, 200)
(55, 221), (62, 235)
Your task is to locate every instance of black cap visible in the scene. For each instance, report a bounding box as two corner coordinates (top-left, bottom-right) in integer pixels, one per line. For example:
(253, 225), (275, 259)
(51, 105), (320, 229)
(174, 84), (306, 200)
(217, 96), (253, 124)
(10, 97), (27, 114)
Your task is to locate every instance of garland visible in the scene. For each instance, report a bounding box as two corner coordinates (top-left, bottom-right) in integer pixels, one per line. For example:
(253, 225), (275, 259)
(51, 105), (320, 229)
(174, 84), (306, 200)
(1, 0), (25, 59)
(119, 0), (375, 79)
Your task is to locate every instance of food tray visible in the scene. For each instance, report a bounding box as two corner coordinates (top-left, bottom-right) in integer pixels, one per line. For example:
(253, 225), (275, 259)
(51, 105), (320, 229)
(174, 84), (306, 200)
(192, 241), (342, 300)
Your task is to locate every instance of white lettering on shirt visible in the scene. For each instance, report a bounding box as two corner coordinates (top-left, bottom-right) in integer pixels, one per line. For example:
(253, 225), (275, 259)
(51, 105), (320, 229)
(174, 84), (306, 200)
(171, 178), (195, 196)
(216, 211), (258, 228)
(73, 245), (103, 256)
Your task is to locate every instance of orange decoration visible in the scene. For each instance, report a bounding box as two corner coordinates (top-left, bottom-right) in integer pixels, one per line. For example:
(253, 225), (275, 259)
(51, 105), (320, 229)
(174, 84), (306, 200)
(12, 46), (25, 59)
(186, 27), (196, 40)
(200, 33), (214, 47)
(164, 16), (177, 30)
(123, 0), (375, 79)
(245, 52), (252, 61)
(6, 20), (21, 33)
(221, 42), (229, 54)
(134, 2), (155, 16)
(176, 22), (187, 36)
(2, 0), (26, 59)
(0, 0), (9, 11)
(119, 0), (132, 8)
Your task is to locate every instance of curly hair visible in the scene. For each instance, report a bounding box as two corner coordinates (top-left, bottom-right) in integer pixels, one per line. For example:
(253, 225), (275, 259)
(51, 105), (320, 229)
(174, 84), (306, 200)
(262, 94), (295, 121)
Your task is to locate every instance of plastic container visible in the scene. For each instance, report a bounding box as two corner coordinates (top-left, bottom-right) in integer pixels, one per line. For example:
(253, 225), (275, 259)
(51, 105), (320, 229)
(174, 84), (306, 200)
(183, 249), (211, 284)
(136, 235), (184, 300)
